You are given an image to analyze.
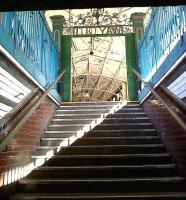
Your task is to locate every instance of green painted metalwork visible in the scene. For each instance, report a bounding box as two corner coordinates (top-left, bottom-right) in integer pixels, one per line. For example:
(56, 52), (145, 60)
(130, 13), (145, 46)
(61, 36), (72, 102)
(125, 33), (138, 101)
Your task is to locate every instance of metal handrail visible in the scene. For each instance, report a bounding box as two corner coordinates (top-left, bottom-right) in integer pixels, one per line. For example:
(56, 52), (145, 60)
(0, 88), (39, 134)
(159, 85), (186, 115)
(0, 70), (65, 151)
(133, 69), (186, 131)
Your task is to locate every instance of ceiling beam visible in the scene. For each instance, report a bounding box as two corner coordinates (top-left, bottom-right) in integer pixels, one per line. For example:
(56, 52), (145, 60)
(72, 73), (125, 82)
(100, 54), (125, 101)
(89, 37), (113, 101)
(72, 87), (118, 95)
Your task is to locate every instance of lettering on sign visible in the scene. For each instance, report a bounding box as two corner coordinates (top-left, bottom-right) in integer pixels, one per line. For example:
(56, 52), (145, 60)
(63, 25), (133, 36)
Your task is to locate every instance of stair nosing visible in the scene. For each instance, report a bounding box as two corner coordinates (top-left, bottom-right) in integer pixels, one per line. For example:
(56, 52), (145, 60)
(11, 192), (186, 198)
(36, 144), (165, 149)
(20, 176), (185, 183)
(31, 153), (171, 159)
(35, 164), (176, 170)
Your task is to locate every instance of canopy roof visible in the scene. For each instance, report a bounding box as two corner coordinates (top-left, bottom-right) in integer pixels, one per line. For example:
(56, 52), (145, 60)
(45, 7), (150, 101)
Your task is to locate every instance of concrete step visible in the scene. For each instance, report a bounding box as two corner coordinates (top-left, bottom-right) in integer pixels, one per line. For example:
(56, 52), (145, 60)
(103, 117), (151, 123)
(11, 192), (186, 200)
(40, 136), (160, 146)
(40, 138), (70, 146)
(17, 177), (186, 193)
(56, 108), (110, 114)
(43, 134), (76, 138)
(60, 144), (166, 155)
(51, 119), (95, 125)
(53, 112), (148, 119)
(35, 144), (166, 156)
(48, 123), (153, 131)
(40, 153), (173, 166)
(117, 108), (143, 112)
(72, 137), (161, 146)
(107, 113), (148, 118)
(59, 103), (141, 110)
(48, 124), (89, 131)
(51, 117), (151, 125)
(27, 164), (177, 179)
(44, 129), (158, 138)
(93, 123), (153, 130)
(60, 101), (126, 106)
(86, 129), (157, 137)
(56, 108), (144, 115)
(53, 114), (101, 119)
(59, 105), (120, 110)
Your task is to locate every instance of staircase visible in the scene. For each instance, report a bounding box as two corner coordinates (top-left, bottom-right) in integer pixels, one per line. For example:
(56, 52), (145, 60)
(11, 101), (186, 199)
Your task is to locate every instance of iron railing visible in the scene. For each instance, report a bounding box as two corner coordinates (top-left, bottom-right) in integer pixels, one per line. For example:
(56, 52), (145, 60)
(0, 70), (65, 151)
(159, 85), (186, 115)
(0, 88), (39, 134)
(0, 11), (59, 92)
(133, 69), (186, 131)
(138, 6), (186, 83)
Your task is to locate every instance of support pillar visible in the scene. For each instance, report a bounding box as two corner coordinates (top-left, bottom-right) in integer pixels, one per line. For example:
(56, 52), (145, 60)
(122, 81), (127, 100)
(61, 36), (72, 102)
(50, 15), (65, 96)
(125, 33), (138, 101)
(50, 15), (65, 51)
(130, 12), (145, 46)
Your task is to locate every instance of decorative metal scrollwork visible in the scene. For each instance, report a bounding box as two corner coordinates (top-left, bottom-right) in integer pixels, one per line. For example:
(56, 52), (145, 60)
(62, 8), (133, 36)
(63, 8), (133, 27)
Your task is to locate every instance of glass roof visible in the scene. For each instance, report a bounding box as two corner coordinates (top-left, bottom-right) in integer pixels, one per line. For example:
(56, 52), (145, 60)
(45, 7), (150, 101)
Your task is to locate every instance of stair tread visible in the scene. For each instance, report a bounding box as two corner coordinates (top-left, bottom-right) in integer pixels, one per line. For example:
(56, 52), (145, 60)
(41, 138), (69, 140)
(45, 131), (76, 133)
(57, 109), (143, 112)
(32, 153), (170, 159)
(41, 136), (159, 140)
(34, 164), (176, 170)
(36, 144), (165, 149)
(97, 123), (153, 125)
(69, 144), (163, 147)
(54, 112), (146, 116)
(90, 129), (156, 132)
(11, 192), (186, 198)
(11, 101), (185, 199)
(77, 136), (160, 139)
(20, 176), (185, 183)
(52, 117), (150, 121)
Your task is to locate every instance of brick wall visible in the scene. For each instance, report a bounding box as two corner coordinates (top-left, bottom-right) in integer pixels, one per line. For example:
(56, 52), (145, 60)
(8, 99), (56, 151)
(143, 98), (186, 175)
(0, 98), (57, 187)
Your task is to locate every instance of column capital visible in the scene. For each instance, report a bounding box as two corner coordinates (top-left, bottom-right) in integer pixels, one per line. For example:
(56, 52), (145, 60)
(50, 15), (65, 26)
(130, 12), (146, 22)
(130, 12), (146, 46)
